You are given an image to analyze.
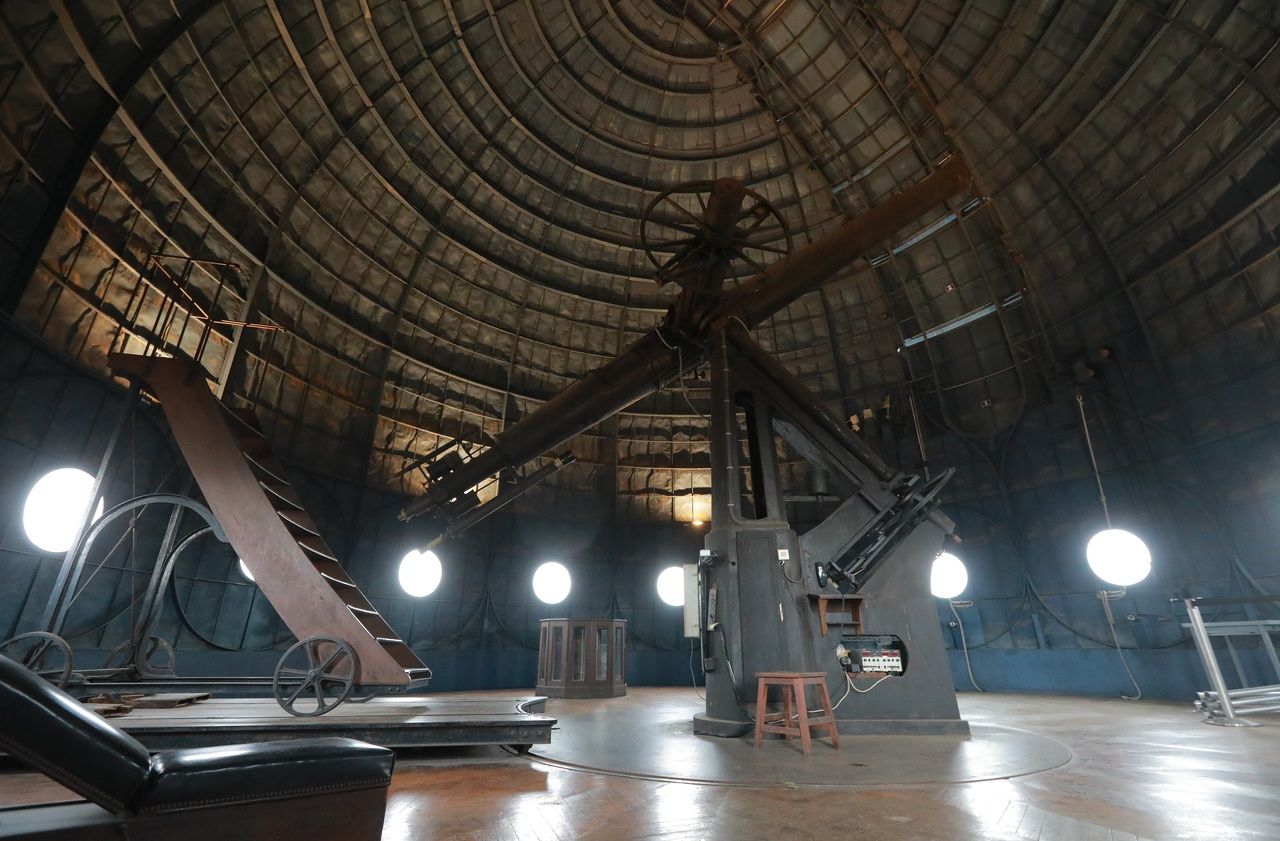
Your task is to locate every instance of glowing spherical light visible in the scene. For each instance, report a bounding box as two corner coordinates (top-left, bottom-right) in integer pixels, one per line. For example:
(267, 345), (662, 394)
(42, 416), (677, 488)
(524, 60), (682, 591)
(398, 549), (443, 598)
(930, 552), (968, 599)
(656, 566), (684, 607)
(238, 559), (256, 583)
(23, 468), (104, 553)
(1086, 528), (1151, 586)
(532, 561), (571, 605)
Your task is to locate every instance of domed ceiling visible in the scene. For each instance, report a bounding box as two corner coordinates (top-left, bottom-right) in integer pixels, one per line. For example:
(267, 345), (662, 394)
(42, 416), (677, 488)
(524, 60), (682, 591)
(4, 1), (1278, 524)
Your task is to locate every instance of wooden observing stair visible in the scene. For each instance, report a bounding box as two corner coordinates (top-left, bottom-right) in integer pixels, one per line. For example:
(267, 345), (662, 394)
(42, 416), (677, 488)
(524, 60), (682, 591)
(110, 353), (429, 689)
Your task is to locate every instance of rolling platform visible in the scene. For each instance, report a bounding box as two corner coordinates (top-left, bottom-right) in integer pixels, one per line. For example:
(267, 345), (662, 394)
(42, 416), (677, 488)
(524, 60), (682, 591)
(108, 694), (554, 751)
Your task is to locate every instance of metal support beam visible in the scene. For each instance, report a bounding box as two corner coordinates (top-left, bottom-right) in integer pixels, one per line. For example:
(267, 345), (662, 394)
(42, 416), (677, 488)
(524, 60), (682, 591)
(398, 159), (970, 532)
(37, 384), (138, 635)
(1185, 598), (1258, 727)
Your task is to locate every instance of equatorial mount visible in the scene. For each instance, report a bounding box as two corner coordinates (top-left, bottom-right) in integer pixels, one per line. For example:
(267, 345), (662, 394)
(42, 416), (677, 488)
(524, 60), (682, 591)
(639, 178), (793, 291)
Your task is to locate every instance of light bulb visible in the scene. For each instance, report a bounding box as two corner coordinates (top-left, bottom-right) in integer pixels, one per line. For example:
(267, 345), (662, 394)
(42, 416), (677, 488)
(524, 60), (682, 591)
(656, 566), (684, 607)
(1086, 528), (1151, 586)
(931, 551), (968, 599)
(533, 561), (571, 604)
(399, 549), (443, 597)
(23, 468), (103, 553)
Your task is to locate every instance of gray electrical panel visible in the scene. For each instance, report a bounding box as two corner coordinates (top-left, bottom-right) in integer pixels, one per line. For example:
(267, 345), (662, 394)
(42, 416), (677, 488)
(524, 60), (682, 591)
(682, 563), (699, 638)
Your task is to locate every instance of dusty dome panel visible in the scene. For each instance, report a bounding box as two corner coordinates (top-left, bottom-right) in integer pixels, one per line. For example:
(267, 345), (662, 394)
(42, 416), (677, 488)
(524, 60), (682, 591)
(6, 0), (1274, 527)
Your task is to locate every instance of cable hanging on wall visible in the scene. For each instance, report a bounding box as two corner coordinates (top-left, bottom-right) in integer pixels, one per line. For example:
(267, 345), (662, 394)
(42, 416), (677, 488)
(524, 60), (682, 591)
(948, 600), (984, 692)
(1077, 391), (1111, 528)
(1076, 391), (1145, 701)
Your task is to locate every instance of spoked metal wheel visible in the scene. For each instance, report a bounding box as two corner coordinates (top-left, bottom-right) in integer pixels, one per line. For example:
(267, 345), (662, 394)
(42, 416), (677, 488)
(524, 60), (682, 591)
(2, 631), (74, 689)
(639, 180), (793, 289)
(273, 636), (358, 717)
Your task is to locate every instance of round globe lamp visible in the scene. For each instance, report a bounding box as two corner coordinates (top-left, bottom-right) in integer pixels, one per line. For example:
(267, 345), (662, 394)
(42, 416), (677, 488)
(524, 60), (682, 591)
(1086, 528), (1151, 587)
(931, 552), (969, 600)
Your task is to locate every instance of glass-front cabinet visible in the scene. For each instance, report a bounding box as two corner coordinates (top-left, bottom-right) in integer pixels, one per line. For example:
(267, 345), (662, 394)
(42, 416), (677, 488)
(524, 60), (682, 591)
(535, 618), (627, 698)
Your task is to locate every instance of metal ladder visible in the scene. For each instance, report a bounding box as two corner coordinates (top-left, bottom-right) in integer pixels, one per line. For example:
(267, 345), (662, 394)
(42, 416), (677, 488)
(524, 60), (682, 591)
(110, 352), (429, 689)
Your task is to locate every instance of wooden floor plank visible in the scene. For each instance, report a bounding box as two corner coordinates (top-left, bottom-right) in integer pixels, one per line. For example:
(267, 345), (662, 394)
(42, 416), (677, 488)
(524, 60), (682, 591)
(2, 690), (1276, 841)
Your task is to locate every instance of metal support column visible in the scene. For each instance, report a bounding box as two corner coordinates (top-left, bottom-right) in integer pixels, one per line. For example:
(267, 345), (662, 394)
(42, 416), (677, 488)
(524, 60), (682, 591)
(37, 384), (139, 636)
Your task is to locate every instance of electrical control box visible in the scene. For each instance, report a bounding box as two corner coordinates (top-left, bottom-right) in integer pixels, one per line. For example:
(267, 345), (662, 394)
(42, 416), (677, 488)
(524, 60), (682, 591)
(856, 650), (904, 673)
(837, 634), (908, 675)
(682, 563), (699, 638)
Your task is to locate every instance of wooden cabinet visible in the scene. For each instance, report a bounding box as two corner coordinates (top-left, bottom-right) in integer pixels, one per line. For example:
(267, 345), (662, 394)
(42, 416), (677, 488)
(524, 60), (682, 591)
(810, 594), (866, 636)
(535, 618), (627, 698)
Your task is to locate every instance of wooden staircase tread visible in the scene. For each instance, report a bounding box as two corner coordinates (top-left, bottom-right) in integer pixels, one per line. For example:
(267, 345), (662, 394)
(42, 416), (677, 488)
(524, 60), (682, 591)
(296, 535), (339, 562)
(221, 403), (262, 427)
(243, 452), (289, 485)
(319, 571), (357, 588)
(339, 591), (377, 611)
(277, 509), (320, 536)
(219, 404), (267, 439)
(389, 648), (431, 671)
(351, 614), (394, 636)
(234, 437), (271, 459)
(310, 557), (352, 577)
(259, 481), (303, 510)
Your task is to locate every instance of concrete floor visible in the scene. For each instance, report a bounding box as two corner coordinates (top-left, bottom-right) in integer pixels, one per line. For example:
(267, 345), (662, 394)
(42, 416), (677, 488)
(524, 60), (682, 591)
(2, 689), (1277, 840)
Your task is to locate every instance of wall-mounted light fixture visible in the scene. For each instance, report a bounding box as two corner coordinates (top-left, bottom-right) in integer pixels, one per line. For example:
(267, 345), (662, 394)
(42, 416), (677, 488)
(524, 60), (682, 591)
(656, 566), (684, 607)
(23, 467), (103, 553)
(533, 561), (571, 605)
(930, 551), (968, 600)
(399, 549), (442, 598)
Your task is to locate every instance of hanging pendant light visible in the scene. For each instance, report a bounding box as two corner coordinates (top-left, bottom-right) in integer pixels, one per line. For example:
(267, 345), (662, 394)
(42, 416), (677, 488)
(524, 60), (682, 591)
(1076, 392), (1151, 587)
(1086, 528), (1151, 587)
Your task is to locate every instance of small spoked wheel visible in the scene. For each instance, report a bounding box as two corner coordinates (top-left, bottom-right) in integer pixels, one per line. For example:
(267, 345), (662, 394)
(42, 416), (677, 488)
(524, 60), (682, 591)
(2, 632), (74, 689)
(273, 636), (357, 717)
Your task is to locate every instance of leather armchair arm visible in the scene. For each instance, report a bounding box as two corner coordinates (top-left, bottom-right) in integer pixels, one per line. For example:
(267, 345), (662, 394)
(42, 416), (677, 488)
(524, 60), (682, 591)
(136, 737), (395, 816)
(0, 655), (151, 814)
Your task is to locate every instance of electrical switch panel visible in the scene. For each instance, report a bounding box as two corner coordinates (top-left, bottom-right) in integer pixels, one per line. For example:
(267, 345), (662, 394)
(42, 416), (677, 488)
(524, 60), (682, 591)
(837, 634), (908, 675)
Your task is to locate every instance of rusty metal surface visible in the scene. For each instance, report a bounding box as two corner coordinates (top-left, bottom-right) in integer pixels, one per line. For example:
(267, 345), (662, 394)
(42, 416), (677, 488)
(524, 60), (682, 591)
(3, 0), (1278, 628)
(3, 3), (1263, 520)
(400, 159), (970, 530)
(109, 352), (420, 686)
(714, 157), (972, 331)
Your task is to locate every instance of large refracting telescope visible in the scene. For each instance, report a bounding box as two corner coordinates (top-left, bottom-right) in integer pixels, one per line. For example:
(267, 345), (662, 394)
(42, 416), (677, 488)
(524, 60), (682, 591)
(400, 157), (974, 735)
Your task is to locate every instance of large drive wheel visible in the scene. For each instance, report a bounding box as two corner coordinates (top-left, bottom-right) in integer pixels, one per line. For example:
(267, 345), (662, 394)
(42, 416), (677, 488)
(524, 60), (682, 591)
(2, 631), (74, 689)
(273, 636), (357, 717)
(639, 180), (792, 289)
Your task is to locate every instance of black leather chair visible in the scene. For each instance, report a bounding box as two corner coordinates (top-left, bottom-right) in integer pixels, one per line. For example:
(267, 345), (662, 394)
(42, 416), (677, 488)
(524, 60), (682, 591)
(0, 654), (395, 841)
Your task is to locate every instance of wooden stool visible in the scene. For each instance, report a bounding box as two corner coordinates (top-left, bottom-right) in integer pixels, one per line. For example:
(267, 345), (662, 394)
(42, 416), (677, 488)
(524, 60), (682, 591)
(753, 671), (840, 755)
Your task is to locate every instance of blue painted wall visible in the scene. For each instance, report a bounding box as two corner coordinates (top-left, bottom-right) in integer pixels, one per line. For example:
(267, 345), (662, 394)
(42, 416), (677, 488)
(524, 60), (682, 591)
(3, 327), (1280, 702)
